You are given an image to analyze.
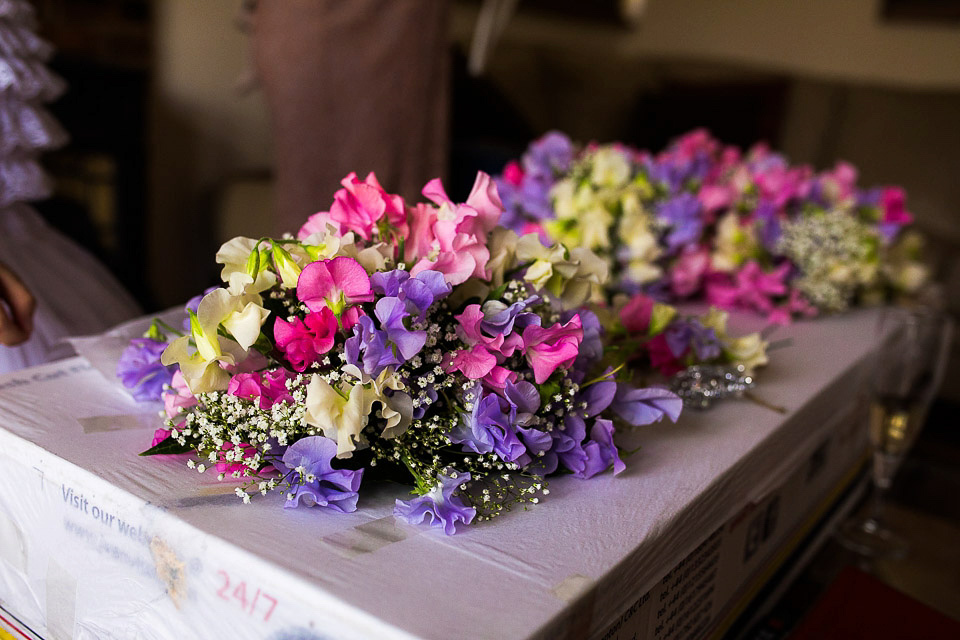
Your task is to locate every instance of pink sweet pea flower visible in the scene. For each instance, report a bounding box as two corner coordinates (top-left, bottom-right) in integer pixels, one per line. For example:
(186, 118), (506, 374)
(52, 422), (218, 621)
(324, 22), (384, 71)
(327, 172), (407, 241)
(297, 211), (341, 240)
(502, 160), (525, 186)
(405, 172), (504, 285)
(214, 441), (270, 477)
(754, 165), (812, 208)
(273, 307), (339, 371)
(881, 187), (913, 226)
(228, 368), (296, 409)
(706, 261), (790, 315)
(620, 294), (654, 335)
(163, 370), (197, 424)
(297, 256), (374, 322)
(670, 246), (711, 298)
(818, 162), (858, 206)
(522, 315), (583, 384)
(647, 333), (685, 377)
(449, 346), (498, 380)
(698, 185), (734, 214)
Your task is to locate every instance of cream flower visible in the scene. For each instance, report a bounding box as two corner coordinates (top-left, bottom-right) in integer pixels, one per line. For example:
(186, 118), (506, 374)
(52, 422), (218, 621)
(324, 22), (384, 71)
(589, 147), (631, 188)
(216, 236), (277, 295)
(304, 375), (375, 458)
(487, 227), (518, 288)
(723, 333), (769, 374)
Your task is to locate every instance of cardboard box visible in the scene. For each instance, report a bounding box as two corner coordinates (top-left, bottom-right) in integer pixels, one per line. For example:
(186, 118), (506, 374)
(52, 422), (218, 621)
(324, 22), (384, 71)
(0, 310), (879, 639)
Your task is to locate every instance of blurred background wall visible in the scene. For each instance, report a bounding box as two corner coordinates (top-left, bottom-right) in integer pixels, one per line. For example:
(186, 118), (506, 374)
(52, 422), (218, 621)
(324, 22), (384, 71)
(33, 0), (960, 394)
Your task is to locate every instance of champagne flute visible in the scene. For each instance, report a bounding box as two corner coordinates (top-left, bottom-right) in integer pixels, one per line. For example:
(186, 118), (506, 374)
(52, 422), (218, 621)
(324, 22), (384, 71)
(837, 306), (954, 558)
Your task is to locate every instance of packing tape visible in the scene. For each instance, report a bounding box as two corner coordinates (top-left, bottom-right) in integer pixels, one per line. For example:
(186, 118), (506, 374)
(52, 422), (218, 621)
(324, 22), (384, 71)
(78, 414), (158, 434)
(551, 574), (597, 640)
(0, 510), (27, 573)
(45, 560), (76, 640)
(321, 517), (408, 559)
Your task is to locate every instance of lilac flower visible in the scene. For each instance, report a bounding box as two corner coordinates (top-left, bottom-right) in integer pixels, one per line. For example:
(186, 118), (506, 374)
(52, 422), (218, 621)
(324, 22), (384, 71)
(579, 418), (625, 479)
(116, 338), (174, 401)
(579, 378), (617, 417)
(523, 131), (574, 179)
(344, 315), (399, 377)
(503, 380), (540, 426)
(754, 200), (782, 251)
(375, 297), (426, 361)
(564, 309), (604, 380)
(480, 295), (540, 337)
(657, 193), (704, 253)
(529, 413), (588, 477)
(448, 387), (526, 463)
(611, 385), (683, 426)
(370, 269), (451, 318)
(664, 319), (721, 361)
(394, 471), (476, 535)
(280, 436), (363, 513)
(400, 270), (451, 317)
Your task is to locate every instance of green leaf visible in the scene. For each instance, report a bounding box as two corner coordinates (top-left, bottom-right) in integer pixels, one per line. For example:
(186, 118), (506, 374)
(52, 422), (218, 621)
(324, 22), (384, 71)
(649, 303), (677, 336)
(139, 436), (194, 457)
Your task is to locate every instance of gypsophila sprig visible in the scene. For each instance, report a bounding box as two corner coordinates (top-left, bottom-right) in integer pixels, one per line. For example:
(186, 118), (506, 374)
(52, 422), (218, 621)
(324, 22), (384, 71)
(125, 170), (683, 534)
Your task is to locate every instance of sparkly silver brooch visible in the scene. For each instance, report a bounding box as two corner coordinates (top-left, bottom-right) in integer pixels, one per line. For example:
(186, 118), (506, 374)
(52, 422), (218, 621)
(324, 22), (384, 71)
(670, 364), (756, 410)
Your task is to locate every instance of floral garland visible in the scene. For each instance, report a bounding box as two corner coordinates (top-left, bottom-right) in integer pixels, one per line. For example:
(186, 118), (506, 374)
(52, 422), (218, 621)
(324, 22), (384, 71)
(496, 130), (929, 324)
(117, 171), (767, 534)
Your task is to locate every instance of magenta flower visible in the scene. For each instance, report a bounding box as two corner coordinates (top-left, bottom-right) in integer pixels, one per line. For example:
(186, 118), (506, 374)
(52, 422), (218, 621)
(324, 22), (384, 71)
(297, 256), (374, 319)
(522, 315), (583, 384)
(706, 261), (790, 315)
(296, 210), (340, 240)
(619, 294), (653, 335)
(228, 368), (296, 409)
(669, 246), (711, 298)
(327, 172), (407, 241)
(274, 307), (339, 371)
(881, 187), (913, 226)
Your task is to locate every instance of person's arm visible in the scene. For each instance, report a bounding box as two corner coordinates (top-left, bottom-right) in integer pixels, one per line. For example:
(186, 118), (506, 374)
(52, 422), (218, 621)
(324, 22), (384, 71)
(0, 262), (35, 345)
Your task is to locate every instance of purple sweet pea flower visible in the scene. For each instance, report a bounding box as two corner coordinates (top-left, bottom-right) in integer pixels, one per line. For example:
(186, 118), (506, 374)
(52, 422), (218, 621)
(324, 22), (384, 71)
(448, 388), (527, 463)
(577, 418), (626, 479)
(611, 384), (683, 426)
(401, 270), (451, 317)
(394, 471), (476, 535)
(578, 378), (617, 417)
(369, 269), (409, 297)
(280, 436), (363, 513)
(664, 319), (721, 361)
(524, 131), (574, 179)
(375, 297), (426, 361)
(503, 380), (540, 425)
(117, 338), (174, 402)
(344, 315), (399, 377)
(657, 193), (704, 253)
(528, 413), (589, 477)
(480, 295), (540, 337)
(754, 200), (782, 251)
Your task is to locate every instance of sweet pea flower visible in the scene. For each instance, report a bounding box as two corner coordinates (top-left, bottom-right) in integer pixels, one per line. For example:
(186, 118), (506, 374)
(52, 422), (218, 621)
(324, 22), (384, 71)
(879, 187), (913, 239)
(657, 193), (704, 253)
(297, 256), (374, 325)
(161, 288), (262, 393)
(578, 419), (625, 478)
(215, 237), (277, 295)
(274, 308), (338, 371)
(344, 315), (400, 378)
(448, 387), (526, 463)
(228, 368), (295, 409)
(522, 315), (583, 384)
(374, 297), (426, 361)
(303, 375), (375, 458)
(117, 337), (173, 402)
(280, 436), (364, 513)
(296, 211), (341, 241)
(670, 246), (711, 298)
(394, 471), (476, 535)
(327, 172), (407, 241)
(405, 172), (503, 284)
(163, 370), (197, 423)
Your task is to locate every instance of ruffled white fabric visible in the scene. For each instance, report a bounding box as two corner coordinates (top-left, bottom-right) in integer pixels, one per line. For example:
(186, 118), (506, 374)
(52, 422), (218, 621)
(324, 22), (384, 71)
(0, 97), (66, 154)
(0, 154), (49, 207)
(0, 19), (50, 59)
(0, 204), (141, 374)
(0, 53), (64, 100)
(0, 0), (35, 24)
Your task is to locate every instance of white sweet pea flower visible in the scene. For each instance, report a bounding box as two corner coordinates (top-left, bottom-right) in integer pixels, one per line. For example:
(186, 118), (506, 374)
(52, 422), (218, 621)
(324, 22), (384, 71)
(216, 236), (277, 295)
(724, 333), (769, 374)
(559, 247), (609, 308)
(516, 233), (569, 290)
(160, 289), (259, 393)
(304, 375), (375, 458)
(487, 227), (518, 288)
(590, 147), (631, 188)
